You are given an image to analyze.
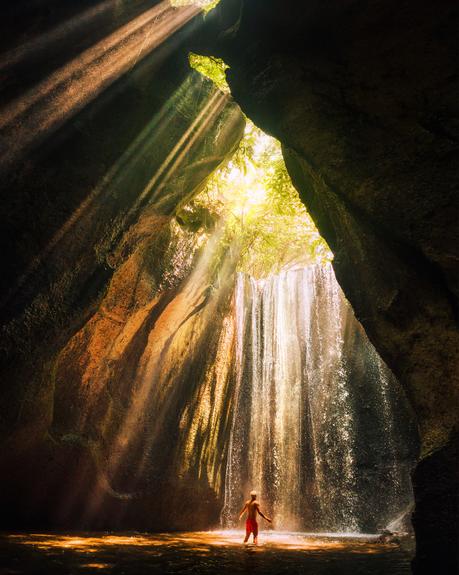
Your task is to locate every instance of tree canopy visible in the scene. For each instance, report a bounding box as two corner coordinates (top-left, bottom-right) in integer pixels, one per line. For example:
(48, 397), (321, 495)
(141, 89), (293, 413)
(178, 121), (333, 280)
(178, 53), (333, 279)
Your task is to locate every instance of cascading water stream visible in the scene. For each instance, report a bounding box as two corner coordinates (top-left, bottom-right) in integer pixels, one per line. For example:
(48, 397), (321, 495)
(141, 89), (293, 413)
(222, 264), (415, 533)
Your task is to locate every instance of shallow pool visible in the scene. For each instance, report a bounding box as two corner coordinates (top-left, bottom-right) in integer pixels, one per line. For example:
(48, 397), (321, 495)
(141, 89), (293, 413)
(0, 530), (414, 574)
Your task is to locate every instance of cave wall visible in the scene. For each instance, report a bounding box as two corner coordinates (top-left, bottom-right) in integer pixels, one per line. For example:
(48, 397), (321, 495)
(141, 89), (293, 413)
(192, 0), (458, 571)
(0, 1), (244, 528)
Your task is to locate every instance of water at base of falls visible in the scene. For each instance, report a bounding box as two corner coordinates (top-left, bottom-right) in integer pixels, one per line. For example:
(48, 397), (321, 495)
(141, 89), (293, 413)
(1, 531), (414, 575)
(221, 264), (416, 533)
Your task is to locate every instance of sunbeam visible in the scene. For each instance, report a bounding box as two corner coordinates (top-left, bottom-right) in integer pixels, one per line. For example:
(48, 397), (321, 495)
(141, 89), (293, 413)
(0, 2), (201, 169)
(1, 74), (196, 308)
(78, 223), (237, 523)
(0, 0), (124, 73)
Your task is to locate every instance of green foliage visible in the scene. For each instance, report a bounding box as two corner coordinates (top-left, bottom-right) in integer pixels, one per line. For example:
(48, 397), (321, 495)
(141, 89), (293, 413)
(170, 0), (220, 14)
(189, 53), (229, 92)
(189, 122), (333, 280)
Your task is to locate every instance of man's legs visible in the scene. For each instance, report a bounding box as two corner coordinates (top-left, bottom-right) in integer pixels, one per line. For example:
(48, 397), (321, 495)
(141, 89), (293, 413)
(253, 521), (259, 545)
(243, 519), (259, 544)
(244, 520), (250, 543)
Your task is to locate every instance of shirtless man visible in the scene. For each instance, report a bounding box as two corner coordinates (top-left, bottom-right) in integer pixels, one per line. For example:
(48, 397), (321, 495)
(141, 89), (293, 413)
(238, 490), (272, 545)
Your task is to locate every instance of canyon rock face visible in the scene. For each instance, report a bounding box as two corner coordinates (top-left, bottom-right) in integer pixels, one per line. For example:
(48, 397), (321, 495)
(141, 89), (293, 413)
(0, 2), (244, 529)
(193, 0), (458, 572)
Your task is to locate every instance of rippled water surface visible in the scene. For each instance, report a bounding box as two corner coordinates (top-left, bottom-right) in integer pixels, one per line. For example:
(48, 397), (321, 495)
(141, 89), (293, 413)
(0, 531), (413, 574)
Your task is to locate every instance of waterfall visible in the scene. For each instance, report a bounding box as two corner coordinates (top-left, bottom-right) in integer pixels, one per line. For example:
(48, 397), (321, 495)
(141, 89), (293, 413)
(221, 264), (415, 533)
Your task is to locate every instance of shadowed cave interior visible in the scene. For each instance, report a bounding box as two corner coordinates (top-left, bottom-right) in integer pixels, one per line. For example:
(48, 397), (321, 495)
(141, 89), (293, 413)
(0, 1), (457, 574)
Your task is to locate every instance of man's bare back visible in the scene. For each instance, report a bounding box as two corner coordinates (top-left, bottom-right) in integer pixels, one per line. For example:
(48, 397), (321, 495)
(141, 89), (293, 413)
(245, 499), (260, 520)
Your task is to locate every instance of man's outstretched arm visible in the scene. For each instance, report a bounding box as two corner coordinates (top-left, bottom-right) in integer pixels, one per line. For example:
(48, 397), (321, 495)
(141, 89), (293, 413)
(257, 505), (272, 522)
(238, 503), (248, 521)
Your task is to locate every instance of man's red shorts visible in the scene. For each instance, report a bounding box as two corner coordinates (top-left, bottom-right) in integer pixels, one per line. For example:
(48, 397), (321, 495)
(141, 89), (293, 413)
(246, 518), (258, 537)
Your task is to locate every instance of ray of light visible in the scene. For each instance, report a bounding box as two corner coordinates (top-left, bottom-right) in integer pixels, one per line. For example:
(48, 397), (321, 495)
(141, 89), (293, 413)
(3, 75), (235, 316)
(73, 222), (242, 524)
(56, 95), (238, 521)
(0, 0), (121, 72)
(35, 85), (238, 524)
(0, 75), (194, 309)
(78, 225), (229, 515)
(177, 310), (235, 493)
(132, 89), (229, 211)
(0, 2), (201, 169)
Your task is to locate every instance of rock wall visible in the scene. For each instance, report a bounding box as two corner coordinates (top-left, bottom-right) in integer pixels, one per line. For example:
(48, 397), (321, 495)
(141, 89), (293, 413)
(192, 0), (458, 571)
(0, 1), (244, 528)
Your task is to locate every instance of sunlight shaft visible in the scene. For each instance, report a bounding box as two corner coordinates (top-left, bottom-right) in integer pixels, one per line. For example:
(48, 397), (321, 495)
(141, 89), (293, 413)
(0, 0), (122, 72)
(0, 2), (200, 169)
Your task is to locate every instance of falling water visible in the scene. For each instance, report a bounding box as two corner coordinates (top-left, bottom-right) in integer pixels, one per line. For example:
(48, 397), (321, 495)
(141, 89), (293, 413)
(222, 264), (416, 533)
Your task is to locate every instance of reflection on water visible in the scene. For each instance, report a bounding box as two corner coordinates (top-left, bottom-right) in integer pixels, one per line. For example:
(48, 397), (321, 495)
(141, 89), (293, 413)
(1, 531), (413, 574)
